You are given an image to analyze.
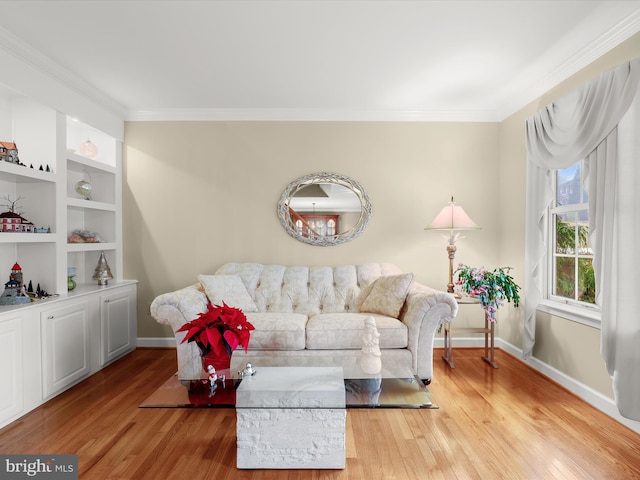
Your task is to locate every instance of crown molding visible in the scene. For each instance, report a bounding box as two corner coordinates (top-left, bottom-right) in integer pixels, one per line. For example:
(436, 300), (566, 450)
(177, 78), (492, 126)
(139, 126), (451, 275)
(125, 107), (502, 122)
(128, 7), (640, 123)
(496, 7), (640, 121)
(1, 7), (638, 125)
(0, 26), (128, 119)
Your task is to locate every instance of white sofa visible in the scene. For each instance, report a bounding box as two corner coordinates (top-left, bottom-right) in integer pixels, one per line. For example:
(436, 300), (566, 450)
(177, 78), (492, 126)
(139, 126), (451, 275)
(150, 262), (458, 384)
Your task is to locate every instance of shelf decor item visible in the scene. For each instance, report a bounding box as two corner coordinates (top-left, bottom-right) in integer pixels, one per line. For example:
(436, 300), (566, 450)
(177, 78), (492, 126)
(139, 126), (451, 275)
(0, 262), (31, 305)
(92, 251), (113, 285)
(177, 302), (255, 374)
(74, 169), (93, 200)
(0, 141), (20, 164)
(0, 195), (36, 232)
(455, 264), (521, 321)
(68, 229), (103, 243)
(79, 139), (98, 158)
(75, 180), (92, 200)
(67, 267), (77, 291)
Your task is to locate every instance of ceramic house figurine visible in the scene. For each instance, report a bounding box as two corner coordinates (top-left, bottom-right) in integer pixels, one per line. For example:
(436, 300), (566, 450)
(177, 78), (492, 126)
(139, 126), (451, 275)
(0, 196), (36, 232)
(0, 263), (30, 305)
(0, 141), (20, 164)
(0, 211), (35, 232)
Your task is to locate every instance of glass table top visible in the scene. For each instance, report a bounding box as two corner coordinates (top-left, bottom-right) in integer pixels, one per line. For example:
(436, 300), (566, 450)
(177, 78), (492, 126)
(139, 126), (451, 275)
(140, 366), (436, 409)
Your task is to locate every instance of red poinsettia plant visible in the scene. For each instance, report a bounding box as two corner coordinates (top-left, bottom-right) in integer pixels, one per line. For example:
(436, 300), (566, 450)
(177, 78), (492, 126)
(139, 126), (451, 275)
(177, 302), (255, 357)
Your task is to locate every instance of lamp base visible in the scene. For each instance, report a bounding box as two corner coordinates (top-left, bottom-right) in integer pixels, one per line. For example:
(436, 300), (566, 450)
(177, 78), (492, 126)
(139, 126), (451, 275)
(446, 242), (457, 295)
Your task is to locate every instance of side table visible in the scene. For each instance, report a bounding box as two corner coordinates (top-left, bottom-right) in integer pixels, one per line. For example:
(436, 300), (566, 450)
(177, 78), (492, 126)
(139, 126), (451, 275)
(442, 297), (498, 369)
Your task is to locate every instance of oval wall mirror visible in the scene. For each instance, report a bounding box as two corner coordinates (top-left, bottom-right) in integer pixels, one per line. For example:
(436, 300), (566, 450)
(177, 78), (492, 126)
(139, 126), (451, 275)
(277, 172), (373, 246)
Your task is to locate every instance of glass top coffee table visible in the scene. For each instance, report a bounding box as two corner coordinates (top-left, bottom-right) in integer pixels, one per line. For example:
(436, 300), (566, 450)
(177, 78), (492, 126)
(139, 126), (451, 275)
(140, 361), (437, 409)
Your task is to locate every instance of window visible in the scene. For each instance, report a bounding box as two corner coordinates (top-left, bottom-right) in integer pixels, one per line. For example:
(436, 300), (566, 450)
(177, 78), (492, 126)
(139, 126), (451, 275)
(548, 161), (596, 307)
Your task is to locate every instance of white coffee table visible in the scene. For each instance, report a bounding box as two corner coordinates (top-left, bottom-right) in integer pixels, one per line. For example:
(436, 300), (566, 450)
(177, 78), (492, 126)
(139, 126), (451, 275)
(235, 366), (346, 469)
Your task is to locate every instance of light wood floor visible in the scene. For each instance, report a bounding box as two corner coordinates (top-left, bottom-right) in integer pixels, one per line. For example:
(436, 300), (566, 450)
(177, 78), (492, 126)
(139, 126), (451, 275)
(1, 347), (639, 479)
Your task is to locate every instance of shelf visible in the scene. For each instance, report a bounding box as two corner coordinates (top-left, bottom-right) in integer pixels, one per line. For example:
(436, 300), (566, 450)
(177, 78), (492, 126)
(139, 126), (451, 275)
(66, 153), (116, 175)
(66, 198), (116, 211)
(67, 242), (116, 252)
(64, 280), (137, 298)
(0, 233), (56, 243)
(0, 161), (57, 183)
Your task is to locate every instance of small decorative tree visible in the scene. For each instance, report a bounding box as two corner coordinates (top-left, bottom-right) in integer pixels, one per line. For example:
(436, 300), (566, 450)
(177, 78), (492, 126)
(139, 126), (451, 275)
(1, 195), (24, 214)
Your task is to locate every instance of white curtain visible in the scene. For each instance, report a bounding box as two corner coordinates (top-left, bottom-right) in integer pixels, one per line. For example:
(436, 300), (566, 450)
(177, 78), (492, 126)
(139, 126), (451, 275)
(525, 58), (640, 420)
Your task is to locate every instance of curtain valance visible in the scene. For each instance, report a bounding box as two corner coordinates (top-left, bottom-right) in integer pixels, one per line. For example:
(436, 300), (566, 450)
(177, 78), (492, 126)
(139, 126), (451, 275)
(527, 59), (640, 169)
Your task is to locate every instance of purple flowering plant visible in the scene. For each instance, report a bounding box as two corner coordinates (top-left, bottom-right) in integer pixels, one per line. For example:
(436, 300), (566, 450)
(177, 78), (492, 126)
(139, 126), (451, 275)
(455, 264), (521, 322)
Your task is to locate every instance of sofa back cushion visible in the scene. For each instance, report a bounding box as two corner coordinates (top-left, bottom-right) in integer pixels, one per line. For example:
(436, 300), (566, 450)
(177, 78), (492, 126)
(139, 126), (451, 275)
(244, 312), (307, 350)
(214, 262), (405, 316)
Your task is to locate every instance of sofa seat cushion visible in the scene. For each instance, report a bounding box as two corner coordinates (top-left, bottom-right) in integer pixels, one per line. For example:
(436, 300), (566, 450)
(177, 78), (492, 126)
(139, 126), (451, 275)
(305, 313), (408, 350)
(245, 313), (307, 351)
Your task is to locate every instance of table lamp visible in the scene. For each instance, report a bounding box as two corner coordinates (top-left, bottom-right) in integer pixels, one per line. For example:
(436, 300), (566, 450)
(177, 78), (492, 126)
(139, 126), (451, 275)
(425, 196), (480, 294)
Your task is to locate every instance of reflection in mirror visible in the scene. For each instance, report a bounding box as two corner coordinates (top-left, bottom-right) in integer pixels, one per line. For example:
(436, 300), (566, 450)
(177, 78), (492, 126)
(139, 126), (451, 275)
(277, 172), (372, 246)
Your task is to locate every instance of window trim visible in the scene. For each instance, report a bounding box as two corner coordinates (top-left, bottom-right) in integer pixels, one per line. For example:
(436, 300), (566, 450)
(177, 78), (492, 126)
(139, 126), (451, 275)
(541, 161), (601, 328)
(537, 298), (601, 329)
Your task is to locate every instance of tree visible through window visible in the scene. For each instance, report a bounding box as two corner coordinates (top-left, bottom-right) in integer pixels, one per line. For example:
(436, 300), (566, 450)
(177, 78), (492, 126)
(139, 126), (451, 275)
(550, 162), (596, 305)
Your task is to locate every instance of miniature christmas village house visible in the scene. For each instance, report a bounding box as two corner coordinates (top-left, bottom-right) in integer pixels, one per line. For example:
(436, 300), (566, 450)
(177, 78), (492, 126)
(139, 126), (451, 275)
(0, 262), (30, 305)
(0, 142), (20, 164)
(0, 211), (35, 232)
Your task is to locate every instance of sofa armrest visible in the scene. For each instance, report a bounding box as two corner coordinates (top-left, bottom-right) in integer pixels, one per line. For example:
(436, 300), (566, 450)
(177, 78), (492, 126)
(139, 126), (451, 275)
(400, 283), (458, 382)
(150, 284), (209, 334)
(150, 284), (212, 379)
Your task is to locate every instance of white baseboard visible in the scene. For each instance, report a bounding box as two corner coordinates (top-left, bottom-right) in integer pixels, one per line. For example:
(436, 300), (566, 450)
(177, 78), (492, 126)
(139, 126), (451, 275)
(434, 336), (640, 435)
(137, 337), (176, 348)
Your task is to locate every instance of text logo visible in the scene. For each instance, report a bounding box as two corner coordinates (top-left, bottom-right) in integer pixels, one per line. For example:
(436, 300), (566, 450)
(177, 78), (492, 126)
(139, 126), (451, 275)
(0, 455), (77, 479)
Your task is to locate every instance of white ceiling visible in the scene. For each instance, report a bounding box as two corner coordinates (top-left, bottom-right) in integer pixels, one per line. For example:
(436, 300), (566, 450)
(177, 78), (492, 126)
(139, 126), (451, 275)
(0, 0), (639, 122)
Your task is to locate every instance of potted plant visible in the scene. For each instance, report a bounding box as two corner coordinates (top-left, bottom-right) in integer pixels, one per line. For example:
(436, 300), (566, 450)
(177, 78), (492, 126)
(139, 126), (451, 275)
(177, 302), (254, 373)
(455, 264), (521, 321)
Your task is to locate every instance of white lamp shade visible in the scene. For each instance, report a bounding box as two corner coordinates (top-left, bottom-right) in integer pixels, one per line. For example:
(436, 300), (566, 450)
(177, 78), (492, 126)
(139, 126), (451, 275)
(425, 199), (480, 231)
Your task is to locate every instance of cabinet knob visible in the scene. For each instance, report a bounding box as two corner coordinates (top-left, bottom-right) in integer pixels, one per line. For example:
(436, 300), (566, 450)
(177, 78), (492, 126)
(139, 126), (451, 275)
(104, 299), (110, 303)
(48, 315), (54, 319)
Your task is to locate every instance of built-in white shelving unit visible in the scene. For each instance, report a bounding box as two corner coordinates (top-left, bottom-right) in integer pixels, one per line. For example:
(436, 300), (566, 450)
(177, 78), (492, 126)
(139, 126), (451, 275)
(65, 119), (121, 290)
(0, 94), (124, 294)
(0, 82), (136, 429)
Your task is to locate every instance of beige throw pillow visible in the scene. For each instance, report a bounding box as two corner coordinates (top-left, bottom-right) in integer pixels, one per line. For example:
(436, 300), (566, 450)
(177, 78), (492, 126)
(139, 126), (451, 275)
(198, 274), (258, 312)
(359, 273), (414, 318)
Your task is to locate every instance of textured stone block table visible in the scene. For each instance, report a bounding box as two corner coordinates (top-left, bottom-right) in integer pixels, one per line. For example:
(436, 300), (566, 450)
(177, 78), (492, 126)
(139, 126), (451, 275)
(236, 366), (346, 469)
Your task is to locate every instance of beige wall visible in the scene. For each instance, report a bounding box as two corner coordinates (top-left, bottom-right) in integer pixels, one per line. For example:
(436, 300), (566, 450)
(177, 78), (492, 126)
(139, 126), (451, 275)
(124, 122), (500, 338)
(498, 32), (640, 397)
(124, 31), (640, 401)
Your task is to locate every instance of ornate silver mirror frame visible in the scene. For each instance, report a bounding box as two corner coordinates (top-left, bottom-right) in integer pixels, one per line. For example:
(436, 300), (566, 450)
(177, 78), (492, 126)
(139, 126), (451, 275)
(277, 172), (373, 246)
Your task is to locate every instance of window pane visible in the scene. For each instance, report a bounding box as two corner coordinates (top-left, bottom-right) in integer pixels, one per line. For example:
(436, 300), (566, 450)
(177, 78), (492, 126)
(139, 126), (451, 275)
(578, 258), (596, 304)
(555, 213), (576, 254)
(557, 164), (581, 206)
(576, 214), (592, 254)
(555, 257), (575, 299)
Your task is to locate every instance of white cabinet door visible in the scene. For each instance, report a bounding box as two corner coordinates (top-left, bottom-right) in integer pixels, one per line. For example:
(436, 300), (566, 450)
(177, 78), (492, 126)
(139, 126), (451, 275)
(0, 315), (23, 427)
(41, 300), (90, 399)
(100, 285), (136, 365)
